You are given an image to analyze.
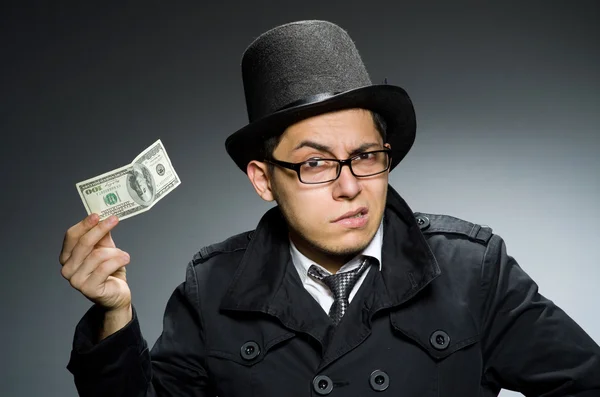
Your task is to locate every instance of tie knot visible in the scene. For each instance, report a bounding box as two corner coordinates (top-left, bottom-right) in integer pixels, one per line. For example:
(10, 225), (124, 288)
(308, 257), (371, 301)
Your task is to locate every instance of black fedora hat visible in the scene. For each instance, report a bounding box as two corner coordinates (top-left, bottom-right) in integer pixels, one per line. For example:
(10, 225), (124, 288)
(225, 20), (416, 174)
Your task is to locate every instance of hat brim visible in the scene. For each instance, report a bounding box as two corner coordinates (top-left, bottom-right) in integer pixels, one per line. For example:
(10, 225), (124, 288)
(225, 84), (416, 174)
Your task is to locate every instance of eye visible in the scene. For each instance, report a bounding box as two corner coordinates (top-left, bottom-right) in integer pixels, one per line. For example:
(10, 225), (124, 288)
(305, 159), (325, 168)
(355, 152), (375, 160)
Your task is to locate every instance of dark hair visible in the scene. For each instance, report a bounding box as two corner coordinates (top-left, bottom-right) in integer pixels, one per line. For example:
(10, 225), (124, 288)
(263, 110), (387, 174)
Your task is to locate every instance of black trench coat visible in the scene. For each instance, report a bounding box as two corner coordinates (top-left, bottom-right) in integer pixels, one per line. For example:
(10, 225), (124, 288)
(67, 185), (600, 396)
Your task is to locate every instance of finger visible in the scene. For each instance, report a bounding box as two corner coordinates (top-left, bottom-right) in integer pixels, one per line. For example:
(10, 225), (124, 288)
(60, 214), (100, 265)
(66, 215), (120, 271)
(78, 247), (127, 280)
(97, 230), (115, 249)
(65, 246), (128, 286)
(62, 245), (119, 281)
(80, 255), (131, 299)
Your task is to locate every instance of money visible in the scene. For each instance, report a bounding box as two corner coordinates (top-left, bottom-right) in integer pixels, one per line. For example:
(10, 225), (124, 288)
(76, 139), (181, 221)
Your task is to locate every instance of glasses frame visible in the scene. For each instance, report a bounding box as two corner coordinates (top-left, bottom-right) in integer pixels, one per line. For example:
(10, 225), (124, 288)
(265, 148), (392, 184)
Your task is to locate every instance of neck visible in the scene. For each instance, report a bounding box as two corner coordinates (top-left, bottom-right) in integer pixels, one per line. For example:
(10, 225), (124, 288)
(289, 232), (356, 274)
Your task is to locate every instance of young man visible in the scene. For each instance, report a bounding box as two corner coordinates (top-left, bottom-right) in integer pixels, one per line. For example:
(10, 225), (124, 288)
(60, 20), (600, 396)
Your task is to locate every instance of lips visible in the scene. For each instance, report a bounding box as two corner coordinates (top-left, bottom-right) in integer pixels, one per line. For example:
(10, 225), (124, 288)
(332, 207), (368, 222)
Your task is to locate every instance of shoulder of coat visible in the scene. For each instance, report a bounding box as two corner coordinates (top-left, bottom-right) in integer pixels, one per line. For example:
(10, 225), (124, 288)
(413, 212), (494, 245)
(192, 229), (255, 265)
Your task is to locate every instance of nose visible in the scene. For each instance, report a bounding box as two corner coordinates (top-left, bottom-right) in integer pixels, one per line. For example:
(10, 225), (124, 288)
(332, 163), (361, 199)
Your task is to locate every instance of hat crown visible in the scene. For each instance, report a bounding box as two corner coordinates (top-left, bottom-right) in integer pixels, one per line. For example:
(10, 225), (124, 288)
(241, 20), (372, 123)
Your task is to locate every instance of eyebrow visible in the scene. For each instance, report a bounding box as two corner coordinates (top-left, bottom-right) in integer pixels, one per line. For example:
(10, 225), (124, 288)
(292, 141), (381, 157)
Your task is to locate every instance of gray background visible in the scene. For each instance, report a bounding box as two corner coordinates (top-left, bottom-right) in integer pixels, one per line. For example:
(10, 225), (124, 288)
(2, 2), (599, 396)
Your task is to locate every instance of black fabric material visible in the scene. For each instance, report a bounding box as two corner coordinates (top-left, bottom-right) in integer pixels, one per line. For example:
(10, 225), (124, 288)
(66, 185), (600, 396)
(225, 20), (417, 173)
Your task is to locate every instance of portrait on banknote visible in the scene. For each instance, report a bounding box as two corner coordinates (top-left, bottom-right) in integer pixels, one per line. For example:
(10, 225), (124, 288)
(127, 163), (156, 206)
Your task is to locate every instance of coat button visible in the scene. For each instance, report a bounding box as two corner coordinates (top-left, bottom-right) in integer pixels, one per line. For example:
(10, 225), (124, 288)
(416, 215), (430, 230)
(430, 330), (450, 350)
(369, 369), (389, 391)
(312, 375), (333, 395)
(240, 341), (260, 360)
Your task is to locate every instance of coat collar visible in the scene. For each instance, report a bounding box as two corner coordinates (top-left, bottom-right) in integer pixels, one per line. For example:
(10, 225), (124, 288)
(219, 184), (440, 319)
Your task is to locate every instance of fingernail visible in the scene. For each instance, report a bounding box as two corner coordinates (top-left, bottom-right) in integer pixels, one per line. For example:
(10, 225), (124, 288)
(88, 214), (98, 224)
(107, 216), (118, 225)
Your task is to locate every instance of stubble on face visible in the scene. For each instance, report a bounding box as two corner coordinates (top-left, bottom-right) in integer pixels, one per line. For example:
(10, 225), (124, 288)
(272, 181), (378, 265)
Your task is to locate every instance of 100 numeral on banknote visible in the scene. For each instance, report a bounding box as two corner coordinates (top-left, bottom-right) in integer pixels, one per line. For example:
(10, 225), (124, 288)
(76, 139), (181, 221)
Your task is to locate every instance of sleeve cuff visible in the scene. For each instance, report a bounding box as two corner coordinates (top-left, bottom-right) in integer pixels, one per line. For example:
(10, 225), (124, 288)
(67, 304), (148, 376)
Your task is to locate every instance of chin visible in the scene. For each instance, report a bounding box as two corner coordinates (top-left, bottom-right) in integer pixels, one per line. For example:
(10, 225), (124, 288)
(331, 241), (371, 258)
(325, 230), (373, 254)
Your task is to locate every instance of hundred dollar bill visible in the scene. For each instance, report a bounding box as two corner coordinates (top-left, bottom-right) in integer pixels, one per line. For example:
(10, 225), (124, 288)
(76, 139), (181, 221)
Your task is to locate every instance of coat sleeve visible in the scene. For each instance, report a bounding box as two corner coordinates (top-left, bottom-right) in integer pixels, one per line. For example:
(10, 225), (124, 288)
(67, 262), (213, 397)
(480, 234), (600, 396)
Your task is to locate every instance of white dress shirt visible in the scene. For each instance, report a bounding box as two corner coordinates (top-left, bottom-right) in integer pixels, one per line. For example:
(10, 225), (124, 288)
(289, 220), (384, 315)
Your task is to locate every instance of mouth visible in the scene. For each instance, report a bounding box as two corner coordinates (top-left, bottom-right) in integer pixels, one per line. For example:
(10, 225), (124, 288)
(332, 207), (369, 222)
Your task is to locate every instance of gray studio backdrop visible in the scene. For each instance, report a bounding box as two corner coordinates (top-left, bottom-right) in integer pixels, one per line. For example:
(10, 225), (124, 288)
(2, 2), (598, 396)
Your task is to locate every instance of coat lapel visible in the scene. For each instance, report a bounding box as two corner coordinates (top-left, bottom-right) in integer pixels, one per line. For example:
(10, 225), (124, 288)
(219, 207), (333, 350)
(377, 185), (442, 307)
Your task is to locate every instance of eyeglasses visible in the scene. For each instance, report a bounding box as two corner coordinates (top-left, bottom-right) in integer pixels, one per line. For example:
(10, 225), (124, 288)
(265, 149), (392, 184)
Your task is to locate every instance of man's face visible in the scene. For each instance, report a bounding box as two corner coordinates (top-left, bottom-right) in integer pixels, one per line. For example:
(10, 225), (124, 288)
(265, 108), (390, 268)
(134, 170), (151, 201)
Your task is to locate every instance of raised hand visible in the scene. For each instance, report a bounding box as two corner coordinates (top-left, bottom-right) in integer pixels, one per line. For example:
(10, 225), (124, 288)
(60, 214), (132, 339)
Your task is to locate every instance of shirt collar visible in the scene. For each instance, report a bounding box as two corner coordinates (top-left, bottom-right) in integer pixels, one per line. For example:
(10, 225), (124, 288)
(289, 219), (384, 284)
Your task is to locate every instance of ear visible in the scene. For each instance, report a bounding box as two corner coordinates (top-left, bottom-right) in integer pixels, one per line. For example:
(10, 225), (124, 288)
(384, 142), (392, 172)
(247, 160), (276, 202)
